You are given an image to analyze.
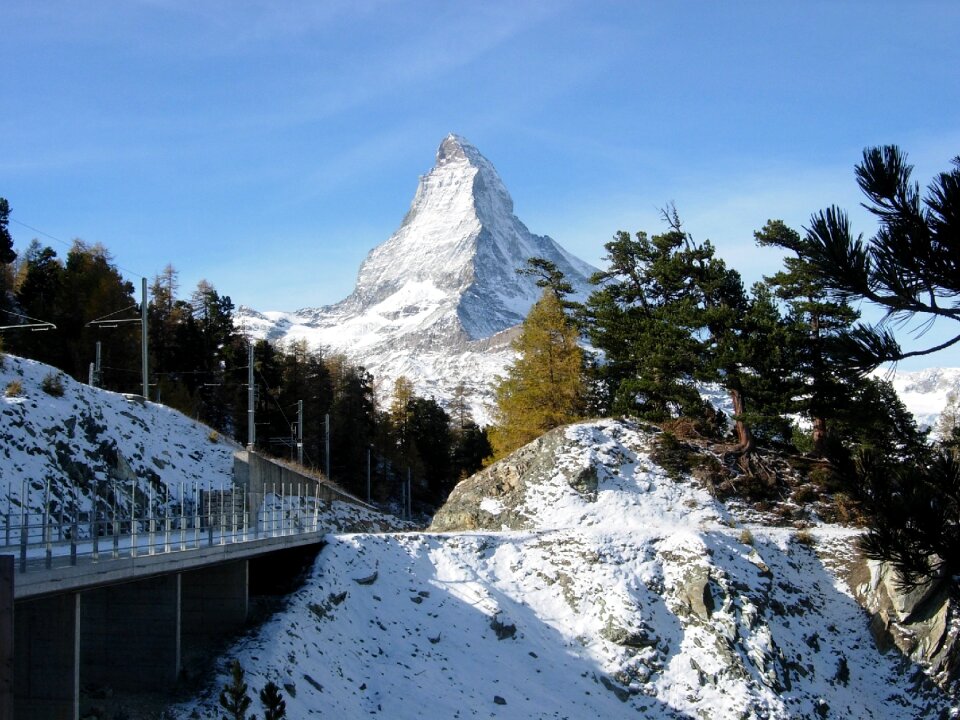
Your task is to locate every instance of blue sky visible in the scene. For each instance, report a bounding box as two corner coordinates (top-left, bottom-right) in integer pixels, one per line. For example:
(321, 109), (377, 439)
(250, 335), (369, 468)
(3, 1), (959, 367)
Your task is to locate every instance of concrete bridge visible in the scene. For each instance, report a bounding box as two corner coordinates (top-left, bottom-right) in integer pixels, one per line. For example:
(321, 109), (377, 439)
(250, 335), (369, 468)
(0, 451), (374, 719)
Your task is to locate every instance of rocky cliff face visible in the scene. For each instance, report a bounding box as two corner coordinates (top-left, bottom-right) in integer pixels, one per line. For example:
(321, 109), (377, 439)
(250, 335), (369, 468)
(429, 419), (957, 712)
(237, 135), (596, 421)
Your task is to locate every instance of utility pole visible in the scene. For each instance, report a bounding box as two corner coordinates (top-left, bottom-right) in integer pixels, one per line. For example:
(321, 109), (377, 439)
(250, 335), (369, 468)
(297, 400), (304, 465)
(141, 277), (149, 399)
(247, 342), (255, 451)
(324, 413), (330, 479)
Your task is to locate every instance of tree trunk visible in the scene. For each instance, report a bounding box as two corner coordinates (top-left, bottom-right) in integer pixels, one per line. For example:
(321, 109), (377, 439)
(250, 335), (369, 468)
(811, 415), (828, 456)
(729, 387), (754, 454)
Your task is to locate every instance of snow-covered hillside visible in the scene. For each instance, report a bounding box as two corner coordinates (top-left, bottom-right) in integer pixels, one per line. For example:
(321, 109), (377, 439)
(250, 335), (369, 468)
(881, 366), (960, 430)
(237, 134), (596, 421)
(0, 353), (238, 514)
(173, 420), (953, 719)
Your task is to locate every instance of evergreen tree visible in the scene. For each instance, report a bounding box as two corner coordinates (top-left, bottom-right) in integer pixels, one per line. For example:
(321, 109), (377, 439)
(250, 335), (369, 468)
(258, 681), (286, 720)
(584, 226), (705, 420)
(0, 198), (14, 265)
(7, 242), (63, 364)
(451, 421), (492, 479)
(490, 289), (585, 459)
(219, 659), (253, 720)
(801, 146), (960, 369)
(328, 361), (375, 492)
(406, 395), (453, 505)
(855, 448), (958, 595)
(448, 382), (492, 479)
(0, 197), (15, 316)
(755, 219), (861, 455)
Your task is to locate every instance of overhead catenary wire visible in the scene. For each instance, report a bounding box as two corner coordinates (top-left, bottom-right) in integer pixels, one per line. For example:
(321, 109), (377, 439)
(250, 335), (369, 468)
(10, 218), (147, 280)
(0, 308), (56, 331)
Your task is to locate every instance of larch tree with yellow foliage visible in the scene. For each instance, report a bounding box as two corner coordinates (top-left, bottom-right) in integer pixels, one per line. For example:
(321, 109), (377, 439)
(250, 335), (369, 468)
(489, 289), (586, 459)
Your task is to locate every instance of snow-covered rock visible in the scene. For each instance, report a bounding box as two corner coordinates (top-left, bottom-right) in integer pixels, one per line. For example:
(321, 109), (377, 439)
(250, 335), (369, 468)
(173, 419), (954, 718)
(237, 135), (596, 423)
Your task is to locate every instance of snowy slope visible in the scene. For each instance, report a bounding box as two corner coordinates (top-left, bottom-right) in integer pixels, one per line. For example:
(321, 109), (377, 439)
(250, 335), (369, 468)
(237, 135), (596, 422)
(173, 420), (952, 719)
(0, 354), (238, 514)
(879, 366), (960, 430)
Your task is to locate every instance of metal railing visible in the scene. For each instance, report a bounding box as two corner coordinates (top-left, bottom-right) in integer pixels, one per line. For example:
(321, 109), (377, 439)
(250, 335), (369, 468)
(0, 479), (328, 574)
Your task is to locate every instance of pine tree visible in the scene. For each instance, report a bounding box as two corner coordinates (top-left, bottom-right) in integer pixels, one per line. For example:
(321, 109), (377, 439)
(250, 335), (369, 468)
(584, 225), (706, 420)
(0, 197), (15, 317)
(0, 198), (14, 265)
(755, 219), (862, 455)
(489, 289), (585, 459)
(259, 680), (286, 720)
(802, 146), (960, 368)
(219, 659), (253, 720)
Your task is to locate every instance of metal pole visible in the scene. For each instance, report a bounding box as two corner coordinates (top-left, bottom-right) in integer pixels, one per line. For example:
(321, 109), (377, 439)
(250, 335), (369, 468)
(148, 485), (155, 555)
(19, 479), (27, 573)
(130, 480), (138, 558)
(325, 413), (330, 479)
(164, 486), (171, 553)
(272, 483), (277, 537)
(367, 446), (372, 504)
(207, 482), (213, 547)
(297, 399), (304, 466)
(193, 482), (200, 549)
(141, 277), (149, 399)
(92, 483), (99, 562)
(70, 481), (78, 565)
(112, 482), (119, 559)
(180, 482), (186, 551)
(95, 340), (101, 387)
(247, 342), (255, 450)
(407, 467), (412, 520)
(43, 479), (51, 569)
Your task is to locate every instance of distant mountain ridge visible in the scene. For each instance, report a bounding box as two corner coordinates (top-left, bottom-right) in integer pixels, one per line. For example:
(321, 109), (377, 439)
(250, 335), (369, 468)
(238, 135), (597, 420)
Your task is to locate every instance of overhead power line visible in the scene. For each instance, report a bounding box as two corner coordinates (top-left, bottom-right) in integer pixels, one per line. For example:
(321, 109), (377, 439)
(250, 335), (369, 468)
(10, 218), (147, 279)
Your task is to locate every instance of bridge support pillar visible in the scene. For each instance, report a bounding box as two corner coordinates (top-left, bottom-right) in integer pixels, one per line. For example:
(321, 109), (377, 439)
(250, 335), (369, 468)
(182, 559), (248, 667)
(1, 556), (12, 720)
(14, 592), (80, 719)
(80, 573), (181, 692)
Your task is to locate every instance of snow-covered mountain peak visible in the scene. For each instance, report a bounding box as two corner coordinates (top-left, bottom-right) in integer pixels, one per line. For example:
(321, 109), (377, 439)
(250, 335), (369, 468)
(240, 135), (597, 419)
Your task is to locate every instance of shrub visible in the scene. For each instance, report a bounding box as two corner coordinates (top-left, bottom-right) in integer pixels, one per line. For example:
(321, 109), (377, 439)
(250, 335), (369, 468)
(738, 528), (754, 545)
(4, 380), (22, 397)
(652, 431), (692, 480)
(794, 528), (816, 546)
(208, 430), (220, 444)
(41, 372), (65, 397)
(792, 484), (819, 505)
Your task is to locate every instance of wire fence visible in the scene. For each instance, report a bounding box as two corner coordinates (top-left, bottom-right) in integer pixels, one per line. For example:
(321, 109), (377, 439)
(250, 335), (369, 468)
(0, 479), (329, 574)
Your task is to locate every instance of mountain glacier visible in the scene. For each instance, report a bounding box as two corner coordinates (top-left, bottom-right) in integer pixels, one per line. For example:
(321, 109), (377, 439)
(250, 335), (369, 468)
(238, 134), (596, 421)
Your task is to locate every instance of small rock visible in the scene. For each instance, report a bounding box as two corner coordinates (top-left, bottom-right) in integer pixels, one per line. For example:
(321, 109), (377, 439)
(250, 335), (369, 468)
(493, 696), (507, 705)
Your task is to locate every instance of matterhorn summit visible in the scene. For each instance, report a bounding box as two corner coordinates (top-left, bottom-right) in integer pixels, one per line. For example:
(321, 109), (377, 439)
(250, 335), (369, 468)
(239, 134), (596, 419)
